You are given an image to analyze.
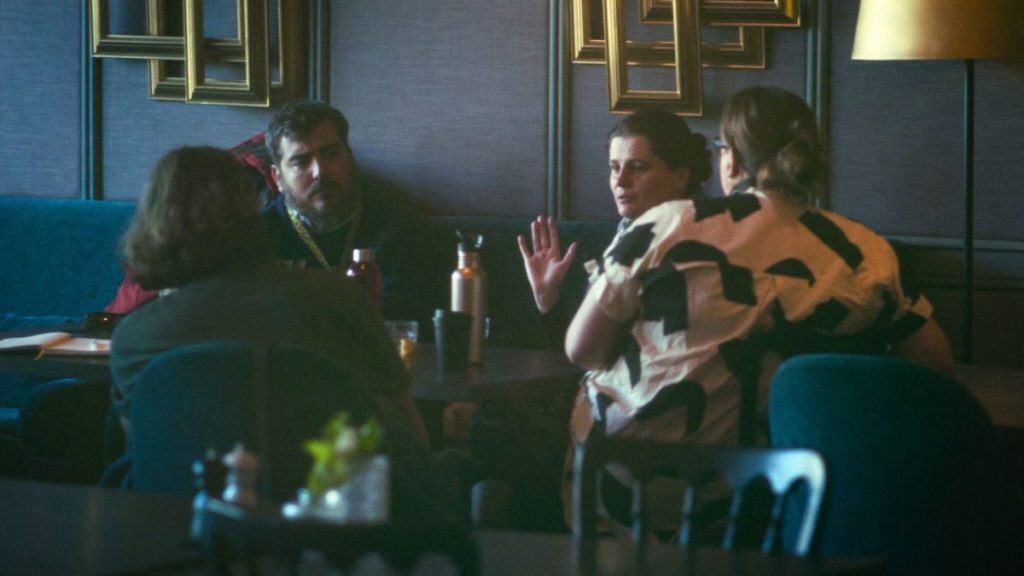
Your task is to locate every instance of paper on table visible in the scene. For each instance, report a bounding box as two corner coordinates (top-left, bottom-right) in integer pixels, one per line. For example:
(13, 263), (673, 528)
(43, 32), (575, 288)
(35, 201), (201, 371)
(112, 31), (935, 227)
(0, 331), (111, 356)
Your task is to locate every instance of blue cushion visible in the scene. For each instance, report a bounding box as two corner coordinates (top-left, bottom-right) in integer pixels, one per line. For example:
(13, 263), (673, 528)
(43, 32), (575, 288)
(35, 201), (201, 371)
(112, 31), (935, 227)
(0, 407), (19, 435)
(0, 196), (135, 318)
(0, 313), (80, 331)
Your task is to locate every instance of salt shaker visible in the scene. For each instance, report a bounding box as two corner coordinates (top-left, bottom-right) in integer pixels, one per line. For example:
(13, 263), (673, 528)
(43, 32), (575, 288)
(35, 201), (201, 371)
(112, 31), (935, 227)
(222, 443), (260, 509)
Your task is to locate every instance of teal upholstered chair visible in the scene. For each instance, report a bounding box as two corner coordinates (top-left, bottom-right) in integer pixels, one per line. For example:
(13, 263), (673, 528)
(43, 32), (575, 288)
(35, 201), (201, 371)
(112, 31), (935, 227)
(128, 341), (462, 526)
(769, 353), (1024, 575)
(129, 341), (378, 502)
(1, 378), (111, 483)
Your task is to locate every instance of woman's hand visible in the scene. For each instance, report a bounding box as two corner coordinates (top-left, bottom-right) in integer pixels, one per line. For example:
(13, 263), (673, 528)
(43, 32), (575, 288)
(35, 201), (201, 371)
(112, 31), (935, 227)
(517, 216), (578, 313)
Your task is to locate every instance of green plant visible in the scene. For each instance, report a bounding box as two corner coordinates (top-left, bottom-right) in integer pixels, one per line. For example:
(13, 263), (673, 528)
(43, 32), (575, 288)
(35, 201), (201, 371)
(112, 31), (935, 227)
(303, 412), (383, 498)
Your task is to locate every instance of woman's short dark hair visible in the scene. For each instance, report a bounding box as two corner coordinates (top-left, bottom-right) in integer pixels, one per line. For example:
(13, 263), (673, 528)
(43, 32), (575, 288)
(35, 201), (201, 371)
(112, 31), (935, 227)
(265, 100), (350, 166)
(720, 86), (828, 203)
(121, 146), (272, 290)
(607, 109), (712, 196)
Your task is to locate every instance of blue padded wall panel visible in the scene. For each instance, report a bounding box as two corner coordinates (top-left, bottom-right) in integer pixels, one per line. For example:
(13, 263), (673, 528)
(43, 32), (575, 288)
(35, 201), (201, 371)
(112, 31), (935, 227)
(99, 58), (276, 202)
(0, 4), (82, 199)
(329, 1), (551, 218)
(828, 0), (964, 239)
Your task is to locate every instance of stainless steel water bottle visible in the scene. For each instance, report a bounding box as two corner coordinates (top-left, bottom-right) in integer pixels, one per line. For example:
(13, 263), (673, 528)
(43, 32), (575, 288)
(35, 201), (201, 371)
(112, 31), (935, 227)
(450, 232), (487, 364)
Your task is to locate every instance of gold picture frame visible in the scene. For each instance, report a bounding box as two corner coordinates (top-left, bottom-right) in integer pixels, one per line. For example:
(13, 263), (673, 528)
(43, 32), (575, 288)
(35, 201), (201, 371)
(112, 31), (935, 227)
(90, 0), (303, 107)
(572, 0), (766, 69)
(184, 0), (269, 106)
(90, 0), (244, 60)
(148, 0), (303, 105)
(643, 0), (800, 27)
(604, 0), (702, 115)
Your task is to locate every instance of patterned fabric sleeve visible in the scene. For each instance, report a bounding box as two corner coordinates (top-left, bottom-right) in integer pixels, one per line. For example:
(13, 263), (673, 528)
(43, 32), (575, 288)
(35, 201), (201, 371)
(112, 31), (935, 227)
(591, 204), (684, 323)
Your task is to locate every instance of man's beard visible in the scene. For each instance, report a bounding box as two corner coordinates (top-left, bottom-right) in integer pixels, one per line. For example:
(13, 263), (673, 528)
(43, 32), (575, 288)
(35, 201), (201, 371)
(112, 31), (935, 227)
(281, 179), (356, 233)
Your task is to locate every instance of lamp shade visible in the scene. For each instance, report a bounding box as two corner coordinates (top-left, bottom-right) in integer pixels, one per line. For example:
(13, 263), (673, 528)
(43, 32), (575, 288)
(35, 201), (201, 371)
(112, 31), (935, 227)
(853, 0), (1023, 60)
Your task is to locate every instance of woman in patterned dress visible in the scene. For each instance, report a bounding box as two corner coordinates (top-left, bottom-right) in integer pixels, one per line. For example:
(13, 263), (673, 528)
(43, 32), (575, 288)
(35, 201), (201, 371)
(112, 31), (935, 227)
(567, 86), (953, 448)
(562, 87), (954, 528)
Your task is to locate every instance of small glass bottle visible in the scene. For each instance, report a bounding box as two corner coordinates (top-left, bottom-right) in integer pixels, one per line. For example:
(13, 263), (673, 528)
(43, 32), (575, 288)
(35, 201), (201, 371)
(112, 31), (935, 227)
(346, 248), (382, 307)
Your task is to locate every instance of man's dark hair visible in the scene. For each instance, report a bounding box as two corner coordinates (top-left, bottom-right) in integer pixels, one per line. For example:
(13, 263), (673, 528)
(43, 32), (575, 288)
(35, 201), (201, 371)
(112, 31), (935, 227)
(265, 100), (350, 165)
(121, 146), (272, 290)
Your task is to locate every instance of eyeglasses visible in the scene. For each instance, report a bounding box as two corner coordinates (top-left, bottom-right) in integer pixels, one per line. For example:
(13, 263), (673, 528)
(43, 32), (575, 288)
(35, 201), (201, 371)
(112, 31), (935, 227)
(713, 138), (730, 151)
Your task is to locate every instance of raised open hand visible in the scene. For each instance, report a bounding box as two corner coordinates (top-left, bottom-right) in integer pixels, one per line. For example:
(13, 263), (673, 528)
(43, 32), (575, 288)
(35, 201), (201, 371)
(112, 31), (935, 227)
(517, 215), (578, 313)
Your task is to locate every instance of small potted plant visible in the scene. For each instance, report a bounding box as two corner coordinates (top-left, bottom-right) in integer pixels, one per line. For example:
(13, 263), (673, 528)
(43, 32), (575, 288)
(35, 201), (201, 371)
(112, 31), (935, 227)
(283, 412), (390, 524)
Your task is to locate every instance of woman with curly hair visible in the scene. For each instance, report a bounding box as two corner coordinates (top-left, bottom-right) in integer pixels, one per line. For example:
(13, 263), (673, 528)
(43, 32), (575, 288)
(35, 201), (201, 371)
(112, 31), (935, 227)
(111, 146), (427, 446)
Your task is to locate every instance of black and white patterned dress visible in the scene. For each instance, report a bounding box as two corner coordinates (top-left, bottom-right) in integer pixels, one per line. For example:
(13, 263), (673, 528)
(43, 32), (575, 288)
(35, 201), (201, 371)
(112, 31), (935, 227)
(573, 187), (933, 447)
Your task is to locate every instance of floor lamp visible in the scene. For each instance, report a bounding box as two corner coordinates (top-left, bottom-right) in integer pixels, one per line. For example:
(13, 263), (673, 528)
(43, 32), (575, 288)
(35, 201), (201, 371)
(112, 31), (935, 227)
(852, 0), (1022, 364)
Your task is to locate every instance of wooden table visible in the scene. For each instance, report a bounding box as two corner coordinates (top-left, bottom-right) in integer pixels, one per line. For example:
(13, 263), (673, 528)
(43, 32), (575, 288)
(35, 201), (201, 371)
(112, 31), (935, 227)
(0, 348), (111, 381)
(476, 530), (885, 576)
(955, 364), (1024, 432)
(0, 479), (198, 575)
(410, 343), (582, 402)
(0, 325), (112, 381)
(955, 363), (1024, 455)
(0, 478), (885, 576)
(0, 335), (583, 403)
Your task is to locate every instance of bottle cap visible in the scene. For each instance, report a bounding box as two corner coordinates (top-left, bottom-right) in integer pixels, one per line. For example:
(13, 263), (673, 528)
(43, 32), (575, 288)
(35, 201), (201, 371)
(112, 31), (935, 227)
(352, 248), (375, 262)
(456, 230), (484, 252)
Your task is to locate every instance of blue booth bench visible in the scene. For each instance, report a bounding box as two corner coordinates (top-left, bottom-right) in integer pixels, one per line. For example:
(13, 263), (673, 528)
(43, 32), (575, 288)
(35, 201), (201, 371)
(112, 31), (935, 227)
(0, 196), (136, 482)
(0, 195), (616, 484)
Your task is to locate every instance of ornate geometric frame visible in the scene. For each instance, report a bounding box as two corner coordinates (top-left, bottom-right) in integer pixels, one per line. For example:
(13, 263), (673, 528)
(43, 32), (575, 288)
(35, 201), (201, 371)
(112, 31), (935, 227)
(572, 0), (771, 69)
(643, 0), (801, 27)
(184, 0), (269, 106)
(89, 0), (303, 107)
(573, 0), (801, 114)
(604, 0), (703, 116)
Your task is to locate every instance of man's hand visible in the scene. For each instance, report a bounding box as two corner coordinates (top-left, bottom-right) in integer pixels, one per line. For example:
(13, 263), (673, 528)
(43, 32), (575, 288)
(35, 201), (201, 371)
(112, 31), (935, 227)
(517, 216), (578, 313)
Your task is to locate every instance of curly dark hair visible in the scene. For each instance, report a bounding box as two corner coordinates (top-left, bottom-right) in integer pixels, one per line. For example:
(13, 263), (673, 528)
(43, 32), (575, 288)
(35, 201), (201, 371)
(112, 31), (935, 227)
(265, 100), (350, 166)
(120, 146), (272, 290)
(720, 86), (828, 203)
(607, 109), (712, 196)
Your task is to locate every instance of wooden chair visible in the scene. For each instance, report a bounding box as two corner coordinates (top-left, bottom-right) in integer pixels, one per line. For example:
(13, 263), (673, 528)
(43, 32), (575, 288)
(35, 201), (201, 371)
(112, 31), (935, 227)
(770, 353), (1024, 575)
(571, 434), (826, 556)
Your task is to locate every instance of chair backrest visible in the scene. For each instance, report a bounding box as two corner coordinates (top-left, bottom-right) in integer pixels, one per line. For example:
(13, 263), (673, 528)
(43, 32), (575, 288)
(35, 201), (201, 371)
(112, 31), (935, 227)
(769, 353), (1024, 575)
(572, 435), (826, 556)
(18, 378), (111, 483)
(129, 341), (377, 503)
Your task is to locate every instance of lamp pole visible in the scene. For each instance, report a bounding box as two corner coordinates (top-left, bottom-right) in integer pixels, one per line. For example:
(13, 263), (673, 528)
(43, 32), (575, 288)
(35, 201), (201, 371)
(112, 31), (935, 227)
(962, 59), (975, 364)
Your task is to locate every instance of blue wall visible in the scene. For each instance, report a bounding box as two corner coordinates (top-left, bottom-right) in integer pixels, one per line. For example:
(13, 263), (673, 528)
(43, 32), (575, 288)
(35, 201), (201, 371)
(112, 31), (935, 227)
(2, 1), (1024, 367)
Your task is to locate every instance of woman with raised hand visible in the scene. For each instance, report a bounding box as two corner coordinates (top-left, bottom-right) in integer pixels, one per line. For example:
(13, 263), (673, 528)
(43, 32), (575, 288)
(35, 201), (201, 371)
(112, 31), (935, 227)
(467, 110), (710, 531)
(566, 87), (953, 453)
(518, 109), (712, 340)
(561, 86), (953, 530)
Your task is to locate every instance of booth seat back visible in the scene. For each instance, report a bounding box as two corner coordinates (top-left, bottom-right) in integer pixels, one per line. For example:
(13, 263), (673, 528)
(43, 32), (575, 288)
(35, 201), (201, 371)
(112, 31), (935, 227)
(0, 196), (135, 322)
(0, 195), (619, 351)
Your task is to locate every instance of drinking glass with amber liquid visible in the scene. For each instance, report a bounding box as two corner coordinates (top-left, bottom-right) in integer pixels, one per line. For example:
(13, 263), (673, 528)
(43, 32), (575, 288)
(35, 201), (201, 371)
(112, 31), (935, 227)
(384, 320), (418, 369)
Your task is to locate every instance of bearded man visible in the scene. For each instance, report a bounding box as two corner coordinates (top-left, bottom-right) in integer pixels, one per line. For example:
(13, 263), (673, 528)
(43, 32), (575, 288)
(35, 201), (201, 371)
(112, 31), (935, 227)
(107, 100), (449, 329)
